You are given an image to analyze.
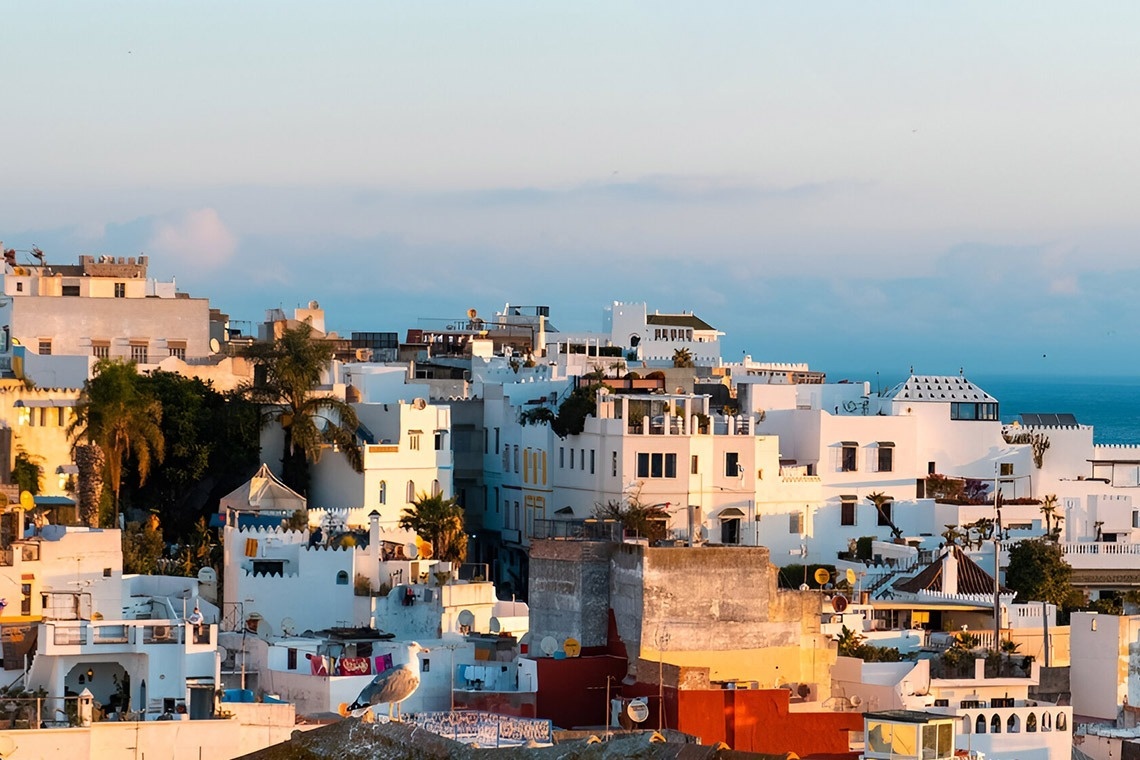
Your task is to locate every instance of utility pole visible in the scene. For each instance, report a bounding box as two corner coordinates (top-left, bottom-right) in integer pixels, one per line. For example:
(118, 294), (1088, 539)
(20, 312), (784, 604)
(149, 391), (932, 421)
(993, 465), (1003, 651)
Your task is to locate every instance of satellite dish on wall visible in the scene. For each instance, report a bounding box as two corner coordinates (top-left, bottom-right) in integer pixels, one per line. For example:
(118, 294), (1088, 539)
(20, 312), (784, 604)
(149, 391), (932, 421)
(563, 638), (581, 657)
(209, 337), (221, 353)
(197, 567), (217, 583)
(281, 617), (297, 636)
(627, 699), (650, 723)
(489, 617), (502, 633)
(540, 636), (558, 656)
(832, 595), (849, 613)
(457, 610), (475, 628)
(405, 542), (419, 559)
(813, 568), (831, 585)
(849, 694), (863, 707)
(846, 568), (857, 586)
(412, 398), (428, 410)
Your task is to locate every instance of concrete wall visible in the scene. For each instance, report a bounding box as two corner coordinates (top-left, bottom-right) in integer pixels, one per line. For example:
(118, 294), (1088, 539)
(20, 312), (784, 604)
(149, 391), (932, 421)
(527, 540), (616, 650)
(0, 710), (296, 760)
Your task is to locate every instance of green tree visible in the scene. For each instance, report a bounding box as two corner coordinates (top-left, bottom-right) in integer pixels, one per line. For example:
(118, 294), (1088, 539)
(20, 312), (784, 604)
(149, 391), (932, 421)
(399, 492), (468, 564)
(68, 359), (165, 524)
(173, 517), (221, 577)
(551, 376), (610, 438)
(593, 496), (670, 544)
(866, 492), (903, 541)
(122, 518), (165, 574)
(1005, 538), (1079, 607)
(243, 323), (363, 494)
(12, 450), (43, 496)
(672, 348), (695, 368)
(122, 372), (260, 540)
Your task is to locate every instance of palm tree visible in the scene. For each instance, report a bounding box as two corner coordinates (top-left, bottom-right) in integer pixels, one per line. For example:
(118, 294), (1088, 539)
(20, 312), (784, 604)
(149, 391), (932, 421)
(399, 492), (467, 564)
(866, 491), (903, 541)
(672, 348), (695, 368)
(68, 359), (165, 525)
(243, 322), (363, 494)
(1040, 494), (1059, 540)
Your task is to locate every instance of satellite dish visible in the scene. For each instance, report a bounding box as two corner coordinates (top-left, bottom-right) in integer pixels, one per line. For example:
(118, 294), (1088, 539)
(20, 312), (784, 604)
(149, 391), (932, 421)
(489, 617), (502, 633)
(627, 698), (650, 723)
(849, 694), (863, 707)
(540, 636), (558, 656)
(467, 308), (478, 319)
(832, 595), (849, 613)
(18, 491), (32, 511)
(412, 398), (428, 410)
(563, 638), (581, 657)
(308, 300), (320, 310)
(281, 617), (297, 636)
(218, 646), (231, 665)
(209, 337), (221, 353)
(197, 567), (217, 582)
(846, 568), (857, 586)
(798, 583), (810, 591)
(814, 568), (831, 585)
(405, 542), (419, 560)
(457, 610), (475, 628)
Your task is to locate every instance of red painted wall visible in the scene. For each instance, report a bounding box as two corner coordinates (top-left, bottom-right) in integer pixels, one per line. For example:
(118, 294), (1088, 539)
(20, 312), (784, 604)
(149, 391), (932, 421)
(533, 655), (628, 729)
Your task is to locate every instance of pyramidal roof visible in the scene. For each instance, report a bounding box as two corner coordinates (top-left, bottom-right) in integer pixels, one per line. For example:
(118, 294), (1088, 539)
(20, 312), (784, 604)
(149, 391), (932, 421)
(894, 545), (1010, 596)
(219, 463), (306, 514)
(884, 375), (996, 404)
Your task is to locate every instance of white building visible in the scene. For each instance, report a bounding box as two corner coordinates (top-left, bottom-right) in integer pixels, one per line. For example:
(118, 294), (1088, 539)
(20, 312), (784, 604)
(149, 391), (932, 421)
(602, 301), (723, 367)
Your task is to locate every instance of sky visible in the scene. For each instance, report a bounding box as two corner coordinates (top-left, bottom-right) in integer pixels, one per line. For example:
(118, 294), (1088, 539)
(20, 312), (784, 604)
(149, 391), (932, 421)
(4, 3), (1140, 378)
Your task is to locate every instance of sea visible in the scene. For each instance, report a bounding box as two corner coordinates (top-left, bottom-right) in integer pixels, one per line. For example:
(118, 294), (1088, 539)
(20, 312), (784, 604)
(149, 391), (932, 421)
(838, 373), (1140, 446)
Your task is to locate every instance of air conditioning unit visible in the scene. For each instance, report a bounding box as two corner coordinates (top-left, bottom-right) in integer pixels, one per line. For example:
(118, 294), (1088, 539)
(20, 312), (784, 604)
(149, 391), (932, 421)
(152, 625), (171, 641)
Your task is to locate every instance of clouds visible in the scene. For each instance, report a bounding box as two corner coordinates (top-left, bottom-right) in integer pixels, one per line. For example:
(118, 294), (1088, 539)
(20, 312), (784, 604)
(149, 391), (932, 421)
(147, 208), (237, 270)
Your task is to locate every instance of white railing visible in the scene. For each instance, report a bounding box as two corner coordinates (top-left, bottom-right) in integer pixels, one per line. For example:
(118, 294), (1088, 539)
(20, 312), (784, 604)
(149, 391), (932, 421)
(1061, 542), (1140, 555)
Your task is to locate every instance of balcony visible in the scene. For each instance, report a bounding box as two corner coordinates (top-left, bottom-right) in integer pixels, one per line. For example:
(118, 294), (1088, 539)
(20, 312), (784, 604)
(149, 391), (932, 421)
(43, 620), (215, 653)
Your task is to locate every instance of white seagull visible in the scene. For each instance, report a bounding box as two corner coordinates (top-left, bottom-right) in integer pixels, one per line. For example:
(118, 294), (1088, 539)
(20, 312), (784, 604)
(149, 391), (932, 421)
(344, 642), (428, 720)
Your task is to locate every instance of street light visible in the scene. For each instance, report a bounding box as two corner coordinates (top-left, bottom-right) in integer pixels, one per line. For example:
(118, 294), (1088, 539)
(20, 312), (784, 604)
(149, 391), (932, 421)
(993, 464), (1004, 651)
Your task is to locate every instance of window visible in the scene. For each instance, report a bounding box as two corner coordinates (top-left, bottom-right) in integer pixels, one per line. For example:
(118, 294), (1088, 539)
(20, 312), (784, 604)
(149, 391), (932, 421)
(569, 448), (575, 470)
(15, 282), (22, 292)
(62, 284), (80, 296)
(130, 343), (148, 363)
(789, 512), (804, 534)
(841, 499), (857, 526)
(57, 407), (65, 426)
(434, 431), (444, 450)
(513, 445), (520, 472)
(432, 479), (441, 497)
(840, 443), (857, 472)
(421, 658), (430, 673)
(407, 480), (415, 502)
(725, 452), (740, 477)
(1000, 462), (1014, 476)
(691, 455), (699, 475)
(378, 481), (387, 505)
(114, 282), (126, 298)
(38, 340), (51, 355)
(877, 500), (893, 527)
(409, 433), (421, 451)
(494, 427), (500, 455)
(928, 461), (937, 474)
(336, 571), (349, 585)
(20, 583), (30, 616)
(611, 451), (617, 476)
(483, 429), (488, 454)
(288, 648), (298, 670)
(92, 342), (110, 359)
(637, 453), (678, 479)
(951, 402), (999, 421)
(560, 447), (565, 468)
(877, 443), (894, 473)
(167, 341), (187, 360)
(589, 449), (595, 474)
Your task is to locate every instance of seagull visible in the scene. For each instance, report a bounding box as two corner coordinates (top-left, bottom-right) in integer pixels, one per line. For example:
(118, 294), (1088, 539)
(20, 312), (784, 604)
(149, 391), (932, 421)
(344, 642), (428, 720)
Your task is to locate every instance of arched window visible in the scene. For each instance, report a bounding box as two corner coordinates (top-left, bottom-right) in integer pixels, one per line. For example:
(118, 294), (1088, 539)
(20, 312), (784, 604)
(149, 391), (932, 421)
(991, 714), (1001, 733)
(407, 480), (416, 502)
(1042, 712), (1052, 731)
(975, 715), (986, 734)
(432, 479), (441, 497)
(379, 481), (387, 505)
(336, 571), (349, 585)
(1057, 712), (1067, 731)
(1007, 714), (1020, 733)
(962, 716), (972, 734)
(1026, 713), (1037, 732)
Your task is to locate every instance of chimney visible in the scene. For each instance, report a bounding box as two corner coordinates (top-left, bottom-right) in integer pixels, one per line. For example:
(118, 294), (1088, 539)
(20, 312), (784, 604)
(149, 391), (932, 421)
(941, 547), (958, 595)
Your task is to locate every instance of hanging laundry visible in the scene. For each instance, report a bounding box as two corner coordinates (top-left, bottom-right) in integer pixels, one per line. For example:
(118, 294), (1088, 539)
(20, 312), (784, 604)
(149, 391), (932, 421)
(338, 658), (371, 676)
(307, 654), (328, 676)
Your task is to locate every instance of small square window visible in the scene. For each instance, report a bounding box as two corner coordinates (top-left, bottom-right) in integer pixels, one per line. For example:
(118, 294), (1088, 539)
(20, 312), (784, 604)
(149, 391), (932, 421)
(114, 282), (126, 298)
(422, 658), (430, 672)
(789, 512), (804, 534)
(38, 340), (51, 355)
(92, 343), (110, 359)
(841, 501), (857, 526)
